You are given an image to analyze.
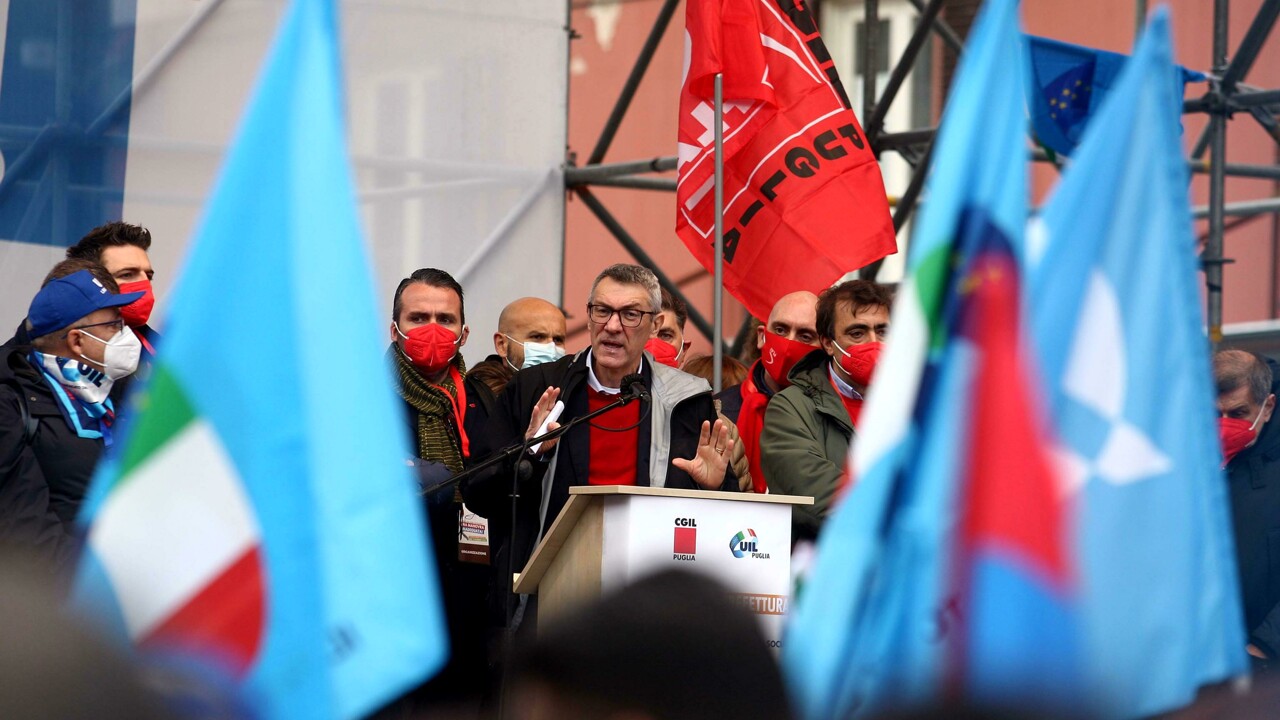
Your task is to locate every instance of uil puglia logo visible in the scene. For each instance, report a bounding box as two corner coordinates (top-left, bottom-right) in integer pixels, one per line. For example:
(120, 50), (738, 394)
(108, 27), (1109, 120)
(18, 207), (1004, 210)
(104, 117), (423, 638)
(729, 528), (769, 559)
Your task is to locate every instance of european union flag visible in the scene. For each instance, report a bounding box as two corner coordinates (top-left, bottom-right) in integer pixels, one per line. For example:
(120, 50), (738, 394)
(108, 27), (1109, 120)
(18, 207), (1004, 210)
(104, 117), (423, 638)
(72, 1), (448, 717)
(1029, 8), (1246, 718)
(1026, 33), (1204, 157)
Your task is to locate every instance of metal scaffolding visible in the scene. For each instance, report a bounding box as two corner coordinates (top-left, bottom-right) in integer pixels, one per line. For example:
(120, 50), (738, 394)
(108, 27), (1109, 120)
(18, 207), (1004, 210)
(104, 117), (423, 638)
(564, 0), (1280, 351)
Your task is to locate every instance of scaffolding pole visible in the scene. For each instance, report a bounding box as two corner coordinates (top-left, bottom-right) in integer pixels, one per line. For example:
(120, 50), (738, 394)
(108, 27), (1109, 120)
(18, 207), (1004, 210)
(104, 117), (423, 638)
(866, 0), (946, 146)
(586, 0), (680, 165)
(1194, 196), (1280, 219)
(1190, 0), (1280, 159)
(904, 0), (964, 55)
(1206, 0), (1229, 347)
(575, 186), (729, 356)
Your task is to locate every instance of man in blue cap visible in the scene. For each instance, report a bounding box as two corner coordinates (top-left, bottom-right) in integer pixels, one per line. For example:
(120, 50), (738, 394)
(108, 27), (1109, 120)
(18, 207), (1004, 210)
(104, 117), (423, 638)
(0, 264), (143, 568)
(65, 221), (164, 400)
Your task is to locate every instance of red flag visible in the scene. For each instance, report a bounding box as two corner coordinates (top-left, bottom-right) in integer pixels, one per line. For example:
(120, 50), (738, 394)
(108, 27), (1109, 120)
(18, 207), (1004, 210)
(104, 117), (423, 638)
(677, 0), (897, 320)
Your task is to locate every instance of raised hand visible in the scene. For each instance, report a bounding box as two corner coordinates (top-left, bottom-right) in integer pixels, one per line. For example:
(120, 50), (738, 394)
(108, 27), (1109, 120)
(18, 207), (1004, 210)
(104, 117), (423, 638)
(672, 419), (731, 490)
(525, 386), (562, 454)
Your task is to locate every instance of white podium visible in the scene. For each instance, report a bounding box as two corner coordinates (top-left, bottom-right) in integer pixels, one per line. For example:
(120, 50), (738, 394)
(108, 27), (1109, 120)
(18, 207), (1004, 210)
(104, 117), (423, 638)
(513, 485), (813, 645)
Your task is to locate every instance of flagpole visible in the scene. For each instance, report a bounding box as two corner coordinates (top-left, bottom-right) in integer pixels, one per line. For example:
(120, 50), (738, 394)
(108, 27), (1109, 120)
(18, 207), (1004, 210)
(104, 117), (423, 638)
(713, 72), (724, 393)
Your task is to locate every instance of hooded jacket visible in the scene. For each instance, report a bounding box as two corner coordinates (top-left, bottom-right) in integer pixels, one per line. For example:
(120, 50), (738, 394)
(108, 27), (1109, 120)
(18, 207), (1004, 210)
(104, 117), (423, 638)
(759, 348), (854, 541)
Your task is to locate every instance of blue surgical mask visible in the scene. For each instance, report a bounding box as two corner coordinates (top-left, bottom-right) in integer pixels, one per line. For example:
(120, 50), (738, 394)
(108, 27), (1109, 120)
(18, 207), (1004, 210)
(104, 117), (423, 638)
(504, 334), (566, 370)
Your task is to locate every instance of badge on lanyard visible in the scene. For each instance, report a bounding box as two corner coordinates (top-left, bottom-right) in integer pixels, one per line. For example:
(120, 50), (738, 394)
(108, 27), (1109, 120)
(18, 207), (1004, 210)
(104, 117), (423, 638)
(458, 502), (490, 565)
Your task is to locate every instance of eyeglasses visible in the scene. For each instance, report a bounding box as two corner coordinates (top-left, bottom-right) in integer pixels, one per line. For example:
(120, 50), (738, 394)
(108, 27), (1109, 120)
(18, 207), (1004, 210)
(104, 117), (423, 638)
(586, 303), (656, 328)
(64, 319), (124, 339)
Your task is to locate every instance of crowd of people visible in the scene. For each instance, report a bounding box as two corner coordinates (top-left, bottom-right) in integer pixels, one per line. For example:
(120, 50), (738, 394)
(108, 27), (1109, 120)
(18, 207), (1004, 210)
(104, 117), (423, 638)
(2, 221), (1280, 717)
(0, 223), (159, 568)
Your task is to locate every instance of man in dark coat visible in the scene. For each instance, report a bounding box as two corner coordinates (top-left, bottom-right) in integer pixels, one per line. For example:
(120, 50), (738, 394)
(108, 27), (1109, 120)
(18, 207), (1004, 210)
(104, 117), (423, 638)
(1214, 349), (1280, 665)
(462, 263), (736, 629)
(0, 265), (143, 570)
(385, 268), (497, 709)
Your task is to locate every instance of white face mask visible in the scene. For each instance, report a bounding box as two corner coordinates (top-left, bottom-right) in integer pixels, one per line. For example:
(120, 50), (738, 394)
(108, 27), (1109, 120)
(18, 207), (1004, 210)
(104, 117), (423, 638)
(77, 326), (142, 380)
(503, 334), (566, 370)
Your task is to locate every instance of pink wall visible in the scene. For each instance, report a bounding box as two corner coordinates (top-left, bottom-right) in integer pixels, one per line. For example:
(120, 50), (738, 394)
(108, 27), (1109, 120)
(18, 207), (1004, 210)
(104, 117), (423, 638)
(566, 0), (748, 357)
(565, 0), (1280, 351)
(1025, 0), (1280, 324)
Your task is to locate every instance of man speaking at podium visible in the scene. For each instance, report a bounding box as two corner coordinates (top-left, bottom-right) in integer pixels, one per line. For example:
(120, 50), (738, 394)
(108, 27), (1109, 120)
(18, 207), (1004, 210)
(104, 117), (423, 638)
(463, 264), (737, 622)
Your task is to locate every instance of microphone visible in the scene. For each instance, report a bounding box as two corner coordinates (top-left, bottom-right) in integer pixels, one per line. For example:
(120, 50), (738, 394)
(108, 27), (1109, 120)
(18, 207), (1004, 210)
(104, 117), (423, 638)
(620, 373), (650, 403)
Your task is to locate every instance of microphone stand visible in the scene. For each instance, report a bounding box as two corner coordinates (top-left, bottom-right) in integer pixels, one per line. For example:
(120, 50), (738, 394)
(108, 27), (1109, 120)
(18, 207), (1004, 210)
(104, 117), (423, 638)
(425, 385), (646, 718)
(421, 385), (645, 497)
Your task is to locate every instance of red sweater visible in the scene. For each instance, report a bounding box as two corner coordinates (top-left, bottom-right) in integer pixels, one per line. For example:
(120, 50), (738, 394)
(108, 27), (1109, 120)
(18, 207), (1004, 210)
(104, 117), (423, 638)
(586, 387), (641, 486)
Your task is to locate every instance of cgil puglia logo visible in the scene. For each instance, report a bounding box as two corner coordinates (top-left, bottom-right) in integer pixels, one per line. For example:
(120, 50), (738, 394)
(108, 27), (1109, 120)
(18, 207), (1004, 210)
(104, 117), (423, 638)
(673, 517), (697, 561)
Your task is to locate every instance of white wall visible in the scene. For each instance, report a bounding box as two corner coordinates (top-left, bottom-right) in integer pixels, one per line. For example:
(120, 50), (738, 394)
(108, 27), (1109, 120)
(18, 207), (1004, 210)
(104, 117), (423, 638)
(0, 0), (568, 349)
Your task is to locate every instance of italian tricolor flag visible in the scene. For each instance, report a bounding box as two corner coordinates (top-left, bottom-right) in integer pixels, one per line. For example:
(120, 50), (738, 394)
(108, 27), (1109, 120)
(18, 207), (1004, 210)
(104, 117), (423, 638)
(847, 255), (941, 485)
(83, 365), (266, 675)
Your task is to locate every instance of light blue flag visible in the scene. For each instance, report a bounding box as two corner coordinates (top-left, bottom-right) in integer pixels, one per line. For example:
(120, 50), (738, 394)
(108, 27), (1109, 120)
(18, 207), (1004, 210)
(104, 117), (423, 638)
(72, 0), (447, 718)
(782, 0), (1033, 717)
(1029, 7), (1247, 718)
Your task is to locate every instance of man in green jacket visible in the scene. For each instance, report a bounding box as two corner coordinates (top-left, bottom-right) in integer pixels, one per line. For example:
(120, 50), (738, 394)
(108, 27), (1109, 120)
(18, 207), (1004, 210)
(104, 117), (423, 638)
(759, 279), (892, 540)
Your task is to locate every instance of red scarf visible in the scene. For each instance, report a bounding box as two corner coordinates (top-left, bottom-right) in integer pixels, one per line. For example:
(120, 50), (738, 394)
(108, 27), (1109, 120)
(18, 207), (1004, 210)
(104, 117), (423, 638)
(829, 374), (864, 429)
(737, 370), (771, 494)
(430, 366), (470, 458)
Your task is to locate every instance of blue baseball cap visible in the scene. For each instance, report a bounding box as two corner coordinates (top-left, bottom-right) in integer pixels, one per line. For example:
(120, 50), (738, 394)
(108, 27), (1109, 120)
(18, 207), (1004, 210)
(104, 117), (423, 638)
(26, 269), (146, 339)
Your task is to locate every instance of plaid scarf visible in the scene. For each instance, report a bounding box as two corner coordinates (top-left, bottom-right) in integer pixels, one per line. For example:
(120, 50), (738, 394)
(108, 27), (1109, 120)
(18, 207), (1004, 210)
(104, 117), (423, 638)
(390, 344), (467, 473)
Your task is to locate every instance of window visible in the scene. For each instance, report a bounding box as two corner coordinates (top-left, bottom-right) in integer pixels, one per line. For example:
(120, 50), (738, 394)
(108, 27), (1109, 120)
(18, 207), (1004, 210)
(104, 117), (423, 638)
(854, 19), (891, 76)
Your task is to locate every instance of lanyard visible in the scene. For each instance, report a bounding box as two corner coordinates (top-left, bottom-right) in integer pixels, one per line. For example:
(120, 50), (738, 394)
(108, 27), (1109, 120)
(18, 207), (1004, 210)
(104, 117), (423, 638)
(138, 331), (156, 358)
(432, 366), (470, 458)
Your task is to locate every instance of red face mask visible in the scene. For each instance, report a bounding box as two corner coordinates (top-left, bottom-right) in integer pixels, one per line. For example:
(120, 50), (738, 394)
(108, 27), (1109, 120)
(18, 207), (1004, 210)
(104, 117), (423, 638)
(1220, 405), (1267, 466)
(117, 279), (155, 328)
(645, 338), (681, 368)
(396, 323), (460, 374)
(835, 340), (882, 388)
(760, 332), (815, 387)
